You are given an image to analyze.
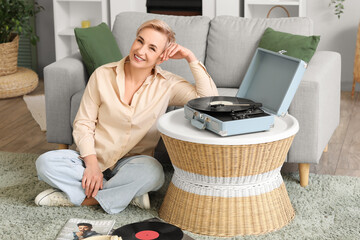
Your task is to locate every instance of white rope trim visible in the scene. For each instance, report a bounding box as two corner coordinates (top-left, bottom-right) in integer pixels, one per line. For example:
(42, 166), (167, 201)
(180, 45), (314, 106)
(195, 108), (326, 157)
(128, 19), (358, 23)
(172, 166), (283, 197)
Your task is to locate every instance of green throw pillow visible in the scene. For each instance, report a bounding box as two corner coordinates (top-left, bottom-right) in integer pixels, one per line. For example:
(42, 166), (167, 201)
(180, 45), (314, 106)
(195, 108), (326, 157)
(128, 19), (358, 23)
(258, 27), (320, 63)
(74, 22), (122, 76)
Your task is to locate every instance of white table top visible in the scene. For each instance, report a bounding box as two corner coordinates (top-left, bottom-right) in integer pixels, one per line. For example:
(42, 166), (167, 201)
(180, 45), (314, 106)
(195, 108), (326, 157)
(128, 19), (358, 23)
(157, 109), (299, 145)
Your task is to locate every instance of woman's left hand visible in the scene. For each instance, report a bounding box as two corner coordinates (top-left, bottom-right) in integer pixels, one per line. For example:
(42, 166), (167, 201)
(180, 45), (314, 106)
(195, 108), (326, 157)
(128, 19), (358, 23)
(160, 43), (197, 64)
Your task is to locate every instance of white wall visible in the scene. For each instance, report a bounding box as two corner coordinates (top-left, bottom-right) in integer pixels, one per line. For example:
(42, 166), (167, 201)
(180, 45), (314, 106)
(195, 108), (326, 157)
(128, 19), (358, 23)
(110, 0), (146, 28)
(307, 0), (360, 91)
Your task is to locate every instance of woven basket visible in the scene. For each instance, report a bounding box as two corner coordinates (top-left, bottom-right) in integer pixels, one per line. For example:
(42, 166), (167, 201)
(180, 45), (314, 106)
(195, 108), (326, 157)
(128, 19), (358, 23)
(0, 34), (19, 77)
(266, 5), (290, 18)
(0, 67), (38, 99)
(159, 134), (295, 236)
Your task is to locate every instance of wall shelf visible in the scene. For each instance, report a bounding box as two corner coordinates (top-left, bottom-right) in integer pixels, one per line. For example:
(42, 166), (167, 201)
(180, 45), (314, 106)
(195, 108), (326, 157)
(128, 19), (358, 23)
(246, 0), (300, 5)
(56, 0), (103, 3)
(244, 0), (306, 18)
(53, 0), (109, 60)
(58, 28), (76, 36)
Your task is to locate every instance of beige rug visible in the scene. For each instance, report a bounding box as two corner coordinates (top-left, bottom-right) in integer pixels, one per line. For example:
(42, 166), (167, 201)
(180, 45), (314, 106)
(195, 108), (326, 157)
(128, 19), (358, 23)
(23, 94), (46, 131)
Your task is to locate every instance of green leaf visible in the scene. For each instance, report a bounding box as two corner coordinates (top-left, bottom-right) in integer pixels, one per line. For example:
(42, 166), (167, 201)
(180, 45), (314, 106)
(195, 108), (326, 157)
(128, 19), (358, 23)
(0, 0), (43, 45)
(329, 0), (346, 20)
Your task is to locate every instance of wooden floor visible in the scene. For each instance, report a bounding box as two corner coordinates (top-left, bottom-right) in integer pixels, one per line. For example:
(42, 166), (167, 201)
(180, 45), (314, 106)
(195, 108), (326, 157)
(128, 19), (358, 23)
(0, 80), (359, 177)
(0, 80), (58, 153)
(283, 90), (360, 177)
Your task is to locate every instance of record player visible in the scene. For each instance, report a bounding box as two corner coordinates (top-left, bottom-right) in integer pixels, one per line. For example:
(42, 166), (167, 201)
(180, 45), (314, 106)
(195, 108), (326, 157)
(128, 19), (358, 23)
(184, 48), (307, 136)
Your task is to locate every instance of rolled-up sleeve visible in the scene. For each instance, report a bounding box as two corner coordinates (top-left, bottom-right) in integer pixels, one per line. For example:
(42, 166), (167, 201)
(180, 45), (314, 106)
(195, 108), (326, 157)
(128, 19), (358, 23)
(169, 61), (218, 106)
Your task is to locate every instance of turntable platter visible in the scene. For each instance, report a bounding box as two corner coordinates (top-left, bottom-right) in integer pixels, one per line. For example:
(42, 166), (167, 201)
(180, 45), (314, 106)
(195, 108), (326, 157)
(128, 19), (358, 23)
(187, 96), (262, 113)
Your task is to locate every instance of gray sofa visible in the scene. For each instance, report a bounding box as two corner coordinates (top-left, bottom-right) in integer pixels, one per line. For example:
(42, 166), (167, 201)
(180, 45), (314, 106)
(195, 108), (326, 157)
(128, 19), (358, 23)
(44, 12), (341, 187)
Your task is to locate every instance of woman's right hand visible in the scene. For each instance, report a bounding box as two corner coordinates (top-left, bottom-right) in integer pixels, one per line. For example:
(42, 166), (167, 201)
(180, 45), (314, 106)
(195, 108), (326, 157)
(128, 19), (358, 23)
(159, 43), (197, 64)
(82, 155), (103, 198)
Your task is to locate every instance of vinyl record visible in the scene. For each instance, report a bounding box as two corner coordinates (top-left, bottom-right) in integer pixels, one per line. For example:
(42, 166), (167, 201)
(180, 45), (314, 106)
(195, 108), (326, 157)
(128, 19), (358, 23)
(187, 96), (262, 113)
(112, 221), (183, 240)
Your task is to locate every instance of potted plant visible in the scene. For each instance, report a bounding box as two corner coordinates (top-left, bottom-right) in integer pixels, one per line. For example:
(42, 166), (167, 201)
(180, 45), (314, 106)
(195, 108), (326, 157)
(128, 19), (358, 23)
(0, 0), (43, 76)
(329, 0), (345, 19)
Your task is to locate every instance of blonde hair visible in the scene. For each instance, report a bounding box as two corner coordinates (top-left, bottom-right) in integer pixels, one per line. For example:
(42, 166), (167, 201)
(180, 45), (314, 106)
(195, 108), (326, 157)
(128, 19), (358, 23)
(136, 19), (176, 46)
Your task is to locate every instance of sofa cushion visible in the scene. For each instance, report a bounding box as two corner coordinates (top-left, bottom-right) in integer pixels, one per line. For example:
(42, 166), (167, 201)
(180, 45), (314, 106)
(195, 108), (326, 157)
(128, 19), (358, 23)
(259, 27), (320, 63)
(112, 12), (211, 84)
(74, 23), (123, 76)
(206, 16), (314, 88)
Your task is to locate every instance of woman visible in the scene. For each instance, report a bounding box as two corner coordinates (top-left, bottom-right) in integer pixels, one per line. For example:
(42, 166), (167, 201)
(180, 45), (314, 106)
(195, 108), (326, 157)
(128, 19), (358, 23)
(35, 19), (218, 214)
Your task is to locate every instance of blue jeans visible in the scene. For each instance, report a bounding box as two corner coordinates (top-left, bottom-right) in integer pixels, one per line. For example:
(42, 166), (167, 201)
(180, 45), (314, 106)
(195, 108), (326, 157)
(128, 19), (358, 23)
(35, 149), (165, 214)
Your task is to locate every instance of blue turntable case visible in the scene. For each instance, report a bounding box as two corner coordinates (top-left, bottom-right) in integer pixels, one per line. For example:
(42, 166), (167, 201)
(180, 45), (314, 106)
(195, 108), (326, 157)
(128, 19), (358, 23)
(184, 48), (307, 136)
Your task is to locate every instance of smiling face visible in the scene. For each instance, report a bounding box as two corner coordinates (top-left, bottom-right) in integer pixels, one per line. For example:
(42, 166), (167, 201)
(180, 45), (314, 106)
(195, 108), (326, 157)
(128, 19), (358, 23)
(78, 225), (91, 233)
(128, 27), (168, 70)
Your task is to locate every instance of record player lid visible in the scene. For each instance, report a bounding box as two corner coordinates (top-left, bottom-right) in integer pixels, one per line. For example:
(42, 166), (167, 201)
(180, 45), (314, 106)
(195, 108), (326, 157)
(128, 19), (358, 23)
(236, 48), (307, 116)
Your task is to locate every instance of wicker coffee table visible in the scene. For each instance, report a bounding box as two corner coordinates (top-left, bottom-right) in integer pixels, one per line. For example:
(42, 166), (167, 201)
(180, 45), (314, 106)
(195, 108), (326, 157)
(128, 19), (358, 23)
(157, 109), (299, 237)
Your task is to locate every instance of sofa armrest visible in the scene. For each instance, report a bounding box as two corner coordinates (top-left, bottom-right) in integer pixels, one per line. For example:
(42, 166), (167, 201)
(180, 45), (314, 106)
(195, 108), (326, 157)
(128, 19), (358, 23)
(288, 50), (341, 164)
(44, 52), (88, 145)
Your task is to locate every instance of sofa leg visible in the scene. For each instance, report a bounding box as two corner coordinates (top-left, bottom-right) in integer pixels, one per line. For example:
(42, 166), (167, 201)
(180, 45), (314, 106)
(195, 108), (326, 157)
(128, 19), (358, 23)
(299, 163), (310, 187)
(58, 144), (69, 149)
(324, 144), (328, 152)
(352, 77), (356, 99)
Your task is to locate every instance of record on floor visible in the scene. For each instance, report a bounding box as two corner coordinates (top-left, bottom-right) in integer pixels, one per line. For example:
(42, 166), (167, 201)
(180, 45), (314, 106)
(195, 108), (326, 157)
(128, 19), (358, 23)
(112, 221), (183, 240)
